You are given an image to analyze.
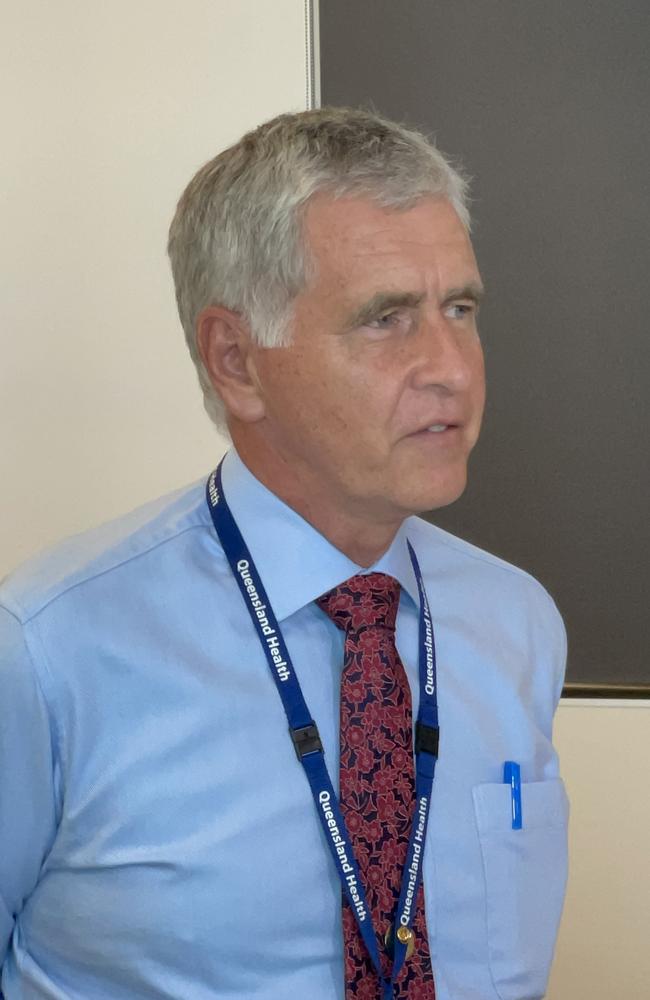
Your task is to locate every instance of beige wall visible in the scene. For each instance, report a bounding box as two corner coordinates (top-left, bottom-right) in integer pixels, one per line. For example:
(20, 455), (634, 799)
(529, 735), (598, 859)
(548, 701), (650, 1000)
(1, 0), (309, 575)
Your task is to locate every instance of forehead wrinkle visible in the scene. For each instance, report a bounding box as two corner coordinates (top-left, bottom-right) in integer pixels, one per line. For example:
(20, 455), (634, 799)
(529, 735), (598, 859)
(316, 217), (460, 263)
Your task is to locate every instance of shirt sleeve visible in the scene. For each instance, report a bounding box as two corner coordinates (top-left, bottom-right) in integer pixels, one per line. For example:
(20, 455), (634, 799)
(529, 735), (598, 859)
(553, 604), (568, 708)
(0, 605), (60, 969)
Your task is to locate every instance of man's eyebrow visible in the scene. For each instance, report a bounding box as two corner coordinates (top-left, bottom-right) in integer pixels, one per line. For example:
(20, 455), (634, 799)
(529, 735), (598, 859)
(345, 291), (425, 329)
(442, 282), (486, 306)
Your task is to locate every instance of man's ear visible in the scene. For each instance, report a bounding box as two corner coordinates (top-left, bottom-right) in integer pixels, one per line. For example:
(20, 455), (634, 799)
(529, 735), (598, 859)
(196, 306), (266, 423)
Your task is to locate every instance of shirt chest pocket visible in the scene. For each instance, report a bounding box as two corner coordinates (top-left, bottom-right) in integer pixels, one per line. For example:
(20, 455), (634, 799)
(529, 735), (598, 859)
(472, 778), (569, 1000)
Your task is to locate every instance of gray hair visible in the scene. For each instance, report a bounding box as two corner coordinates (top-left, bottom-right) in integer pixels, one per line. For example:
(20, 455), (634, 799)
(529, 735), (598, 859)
(167, 106), (471, 431)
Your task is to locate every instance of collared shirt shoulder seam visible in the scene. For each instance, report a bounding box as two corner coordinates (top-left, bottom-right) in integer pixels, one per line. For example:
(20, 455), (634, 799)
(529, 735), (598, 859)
(408, 516), (563, 608)
(2, 511), (215, 627)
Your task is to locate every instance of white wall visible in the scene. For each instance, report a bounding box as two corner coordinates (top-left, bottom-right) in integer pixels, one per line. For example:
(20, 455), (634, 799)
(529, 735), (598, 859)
(1, 0), (309, 575)
(548, 701), (650, 1000)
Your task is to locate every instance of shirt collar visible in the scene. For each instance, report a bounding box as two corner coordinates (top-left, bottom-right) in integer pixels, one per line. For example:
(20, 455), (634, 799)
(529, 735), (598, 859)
(219, 449), (420, 621)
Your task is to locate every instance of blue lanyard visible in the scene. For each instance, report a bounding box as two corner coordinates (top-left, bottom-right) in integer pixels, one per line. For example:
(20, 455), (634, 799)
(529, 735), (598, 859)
(206, 461), (439, 997)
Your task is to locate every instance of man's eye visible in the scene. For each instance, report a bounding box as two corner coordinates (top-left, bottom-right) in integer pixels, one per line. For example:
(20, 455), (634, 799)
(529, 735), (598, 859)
(366, 309), (414, 333)
(445, 303), (475, 320)
(369, 311), (400, 328)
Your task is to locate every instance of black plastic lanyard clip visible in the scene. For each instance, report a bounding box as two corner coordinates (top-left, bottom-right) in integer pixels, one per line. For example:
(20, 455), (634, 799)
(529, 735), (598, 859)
(415, 721), (439, 758)
(290, 722), (324, 760)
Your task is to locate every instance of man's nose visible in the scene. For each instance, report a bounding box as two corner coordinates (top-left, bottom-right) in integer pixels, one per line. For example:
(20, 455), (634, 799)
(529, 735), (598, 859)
(411, 317), (476, 394)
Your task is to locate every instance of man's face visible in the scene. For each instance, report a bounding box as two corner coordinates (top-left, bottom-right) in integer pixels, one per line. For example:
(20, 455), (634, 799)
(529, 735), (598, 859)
(248, 194), (486, 526)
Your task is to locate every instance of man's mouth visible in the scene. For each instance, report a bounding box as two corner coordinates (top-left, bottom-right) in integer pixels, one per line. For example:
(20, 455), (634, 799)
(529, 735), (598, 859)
(405, 418), (463, 440)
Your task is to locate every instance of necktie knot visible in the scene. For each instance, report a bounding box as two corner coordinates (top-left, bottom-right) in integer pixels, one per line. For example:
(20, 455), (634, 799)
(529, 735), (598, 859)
(316, 572), (400, 635)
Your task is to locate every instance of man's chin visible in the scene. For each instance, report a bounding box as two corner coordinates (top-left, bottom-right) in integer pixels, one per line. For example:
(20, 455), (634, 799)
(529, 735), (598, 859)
(402, 473), (468, 517)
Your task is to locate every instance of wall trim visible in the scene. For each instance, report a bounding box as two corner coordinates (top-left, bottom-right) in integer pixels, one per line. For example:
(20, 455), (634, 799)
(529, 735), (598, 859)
(558, 697), (650, 709)
(562, 683), (650, 699)
(305, 0), (320, 109)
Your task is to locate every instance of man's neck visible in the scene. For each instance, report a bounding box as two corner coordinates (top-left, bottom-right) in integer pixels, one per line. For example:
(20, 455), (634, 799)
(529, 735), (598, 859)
(232, 439), (402, 568)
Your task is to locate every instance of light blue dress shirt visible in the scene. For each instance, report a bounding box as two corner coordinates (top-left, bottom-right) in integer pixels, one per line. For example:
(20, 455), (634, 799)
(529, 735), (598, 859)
(0, 450), (568, 1000)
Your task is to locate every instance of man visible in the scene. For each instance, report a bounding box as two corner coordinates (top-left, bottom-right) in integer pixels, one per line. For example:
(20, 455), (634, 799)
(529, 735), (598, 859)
(0, 108), (568, 999)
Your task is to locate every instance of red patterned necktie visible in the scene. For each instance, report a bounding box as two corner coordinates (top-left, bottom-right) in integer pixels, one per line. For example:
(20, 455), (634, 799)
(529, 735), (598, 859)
(317, 573), (435, 999)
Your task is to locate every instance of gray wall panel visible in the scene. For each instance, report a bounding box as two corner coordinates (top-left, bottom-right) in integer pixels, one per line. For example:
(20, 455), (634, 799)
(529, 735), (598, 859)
(320, 0), (650, 686)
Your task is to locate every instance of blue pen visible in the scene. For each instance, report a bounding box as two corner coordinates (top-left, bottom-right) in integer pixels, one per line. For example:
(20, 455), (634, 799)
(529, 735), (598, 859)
(503, 761), (523, 830)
